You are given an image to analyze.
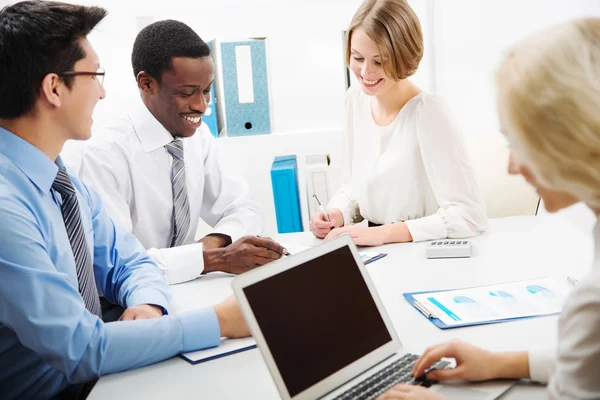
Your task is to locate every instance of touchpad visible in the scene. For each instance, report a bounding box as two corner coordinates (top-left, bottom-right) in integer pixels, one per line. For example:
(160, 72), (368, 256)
(435, 386), (489, 400)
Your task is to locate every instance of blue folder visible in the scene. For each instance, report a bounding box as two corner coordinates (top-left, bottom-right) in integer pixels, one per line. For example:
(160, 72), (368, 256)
(220, 40), (271, 136)
(271, 155), (303, 233)
(362, 253), (388, 265)
(403, 287), (560, 330)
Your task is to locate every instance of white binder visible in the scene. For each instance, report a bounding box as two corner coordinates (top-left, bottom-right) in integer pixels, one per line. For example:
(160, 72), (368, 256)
(305, 154), (332, 226)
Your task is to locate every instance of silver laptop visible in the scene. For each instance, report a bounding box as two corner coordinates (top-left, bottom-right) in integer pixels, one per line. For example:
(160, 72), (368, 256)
(232, 235), (512, 400)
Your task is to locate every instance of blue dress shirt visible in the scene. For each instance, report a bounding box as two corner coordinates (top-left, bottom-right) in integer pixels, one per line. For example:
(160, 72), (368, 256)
(0, 127), (220, 399)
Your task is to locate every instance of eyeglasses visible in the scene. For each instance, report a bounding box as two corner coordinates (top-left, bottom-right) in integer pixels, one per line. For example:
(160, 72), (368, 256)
(58, 66), (105, 85)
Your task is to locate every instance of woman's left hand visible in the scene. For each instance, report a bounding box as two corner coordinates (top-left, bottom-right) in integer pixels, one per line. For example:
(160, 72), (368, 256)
(377, 385), (446, 400)
(324, 225), (387, 246)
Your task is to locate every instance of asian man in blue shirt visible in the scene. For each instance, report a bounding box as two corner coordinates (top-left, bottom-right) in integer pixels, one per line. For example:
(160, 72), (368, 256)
(0, 2), (250, 399)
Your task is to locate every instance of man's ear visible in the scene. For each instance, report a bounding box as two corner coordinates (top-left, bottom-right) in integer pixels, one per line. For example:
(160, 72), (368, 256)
(40, 73), (64, 109)
(137, 72), (155, 95)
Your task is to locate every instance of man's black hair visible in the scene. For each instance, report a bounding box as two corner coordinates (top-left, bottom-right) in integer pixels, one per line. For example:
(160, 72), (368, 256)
(132, 19), (210, 82)
(0, 1), (107, 119)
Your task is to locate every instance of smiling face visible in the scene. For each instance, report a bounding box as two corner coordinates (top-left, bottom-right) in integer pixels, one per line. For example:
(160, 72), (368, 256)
(141, 56), (214, 138)
(57, 38), (106, 141)
(348, 27), (397, 96)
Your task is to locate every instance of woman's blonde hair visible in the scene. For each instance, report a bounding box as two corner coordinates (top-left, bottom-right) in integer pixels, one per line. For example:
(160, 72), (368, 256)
(346, 0), (423, 80)
(497, 18), (600, 208)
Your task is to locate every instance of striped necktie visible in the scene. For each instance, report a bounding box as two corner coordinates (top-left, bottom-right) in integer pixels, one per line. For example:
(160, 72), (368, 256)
(165, 140), (191, 247)
(52, 168), (102, 317)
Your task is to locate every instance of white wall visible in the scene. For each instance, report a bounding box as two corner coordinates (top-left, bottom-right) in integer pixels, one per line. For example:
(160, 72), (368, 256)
(62, 0), (600, 237)
(434, 0), (600, 139)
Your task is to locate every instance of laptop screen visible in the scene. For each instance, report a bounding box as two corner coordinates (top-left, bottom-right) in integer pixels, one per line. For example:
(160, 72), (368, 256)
(243, 244), (392, 397)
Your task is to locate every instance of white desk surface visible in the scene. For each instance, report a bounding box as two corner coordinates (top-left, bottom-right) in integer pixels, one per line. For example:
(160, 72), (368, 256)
(89, 215), (594, 400)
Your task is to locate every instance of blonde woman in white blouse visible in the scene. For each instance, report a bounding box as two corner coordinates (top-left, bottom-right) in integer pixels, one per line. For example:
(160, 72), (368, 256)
(379, 18), (600, 400)
(310, 0), (487, 246)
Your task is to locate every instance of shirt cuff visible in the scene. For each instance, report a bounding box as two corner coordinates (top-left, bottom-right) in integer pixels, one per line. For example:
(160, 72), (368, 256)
(404, 213), (448, 242)
(148, 244), (205, 285)
(528, 348), (555, 383)
(126, 287), (170, 314)
(178, 307), (221, 352)
(209, 221), (248, 244)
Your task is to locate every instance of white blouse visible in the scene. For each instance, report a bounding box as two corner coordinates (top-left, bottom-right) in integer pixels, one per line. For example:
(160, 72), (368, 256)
(328, 86), (487, 242)
(529, 219), (600, 399)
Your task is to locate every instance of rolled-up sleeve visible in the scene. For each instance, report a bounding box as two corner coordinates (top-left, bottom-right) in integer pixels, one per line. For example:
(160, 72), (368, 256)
(0, 197), (221, 385)
(405, 97), (488, 242)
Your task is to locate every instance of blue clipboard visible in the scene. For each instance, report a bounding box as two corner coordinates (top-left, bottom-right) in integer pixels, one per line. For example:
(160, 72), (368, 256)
(403, 287), (561, 330)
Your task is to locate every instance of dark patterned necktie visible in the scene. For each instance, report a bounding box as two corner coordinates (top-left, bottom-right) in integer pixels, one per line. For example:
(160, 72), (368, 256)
(52, 168), (102, 317)
(165, 140), (191, 247)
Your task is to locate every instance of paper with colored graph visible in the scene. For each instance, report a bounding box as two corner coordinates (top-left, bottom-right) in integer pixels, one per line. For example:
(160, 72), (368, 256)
(412, 278), (568, 326)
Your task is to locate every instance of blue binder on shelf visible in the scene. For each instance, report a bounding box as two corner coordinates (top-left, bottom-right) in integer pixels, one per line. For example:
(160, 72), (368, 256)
(204, 77), (219, 138)
(217, 39), (271, 136)
(271, 155), (303, 234)
(202, 42), (219, 138)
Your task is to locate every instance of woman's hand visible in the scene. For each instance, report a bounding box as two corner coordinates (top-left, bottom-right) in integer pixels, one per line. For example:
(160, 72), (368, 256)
(325, 225), (387, 246)
(310, 208), (343, 238)
(413, 339), (509, 382)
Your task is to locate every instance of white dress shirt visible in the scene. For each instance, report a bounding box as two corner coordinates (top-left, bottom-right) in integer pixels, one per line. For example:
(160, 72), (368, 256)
(71, 96), (263, 284)
(328, 86), (487, 242)
(528, 218), (600, 399)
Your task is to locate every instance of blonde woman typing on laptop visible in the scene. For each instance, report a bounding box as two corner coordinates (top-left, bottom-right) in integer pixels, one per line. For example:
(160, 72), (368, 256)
(379, 18), (600, 400)
(309, 0), (487, 246)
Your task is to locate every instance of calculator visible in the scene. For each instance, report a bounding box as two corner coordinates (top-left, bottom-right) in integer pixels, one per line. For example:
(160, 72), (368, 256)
(426, 240), (471, 259)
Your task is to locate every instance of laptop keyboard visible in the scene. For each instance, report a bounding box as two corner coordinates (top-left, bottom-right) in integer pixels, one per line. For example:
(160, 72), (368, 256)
(333, 353), (450, 400)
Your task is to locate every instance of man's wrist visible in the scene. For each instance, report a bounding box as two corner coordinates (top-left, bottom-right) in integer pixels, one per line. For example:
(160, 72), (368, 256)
(143, 303), (166, 316)
(203, 248), (225, 274)
(199, 234), (232, 250)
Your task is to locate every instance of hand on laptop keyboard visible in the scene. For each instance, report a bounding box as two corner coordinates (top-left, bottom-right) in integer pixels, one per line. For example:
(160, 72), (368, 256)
(412, 339), (499, 382)
(334, 353), (451, 400)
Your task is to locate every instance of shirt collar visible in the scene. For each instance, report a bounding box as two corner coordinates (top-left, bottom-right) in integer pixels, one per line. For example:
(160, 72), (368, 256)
(0, 126), (59, 193)
(129, 95), (179, 153)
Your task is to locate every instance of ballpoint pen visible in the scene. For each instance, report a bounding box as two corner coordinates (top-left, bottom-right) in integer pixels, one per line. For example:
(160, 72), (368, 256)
(312, 194), (331, 223)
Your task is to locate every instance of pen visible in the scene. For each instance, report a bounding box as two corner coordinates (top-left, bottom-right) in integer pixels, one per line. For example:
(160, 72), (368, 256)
(413, 300), (437, 318)
(312, 194), (330, 223)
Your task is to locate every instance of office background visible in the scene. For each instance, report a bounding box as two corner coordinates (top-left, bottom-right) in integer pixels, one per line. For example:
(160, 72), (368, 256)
(60, 0), (600, 236)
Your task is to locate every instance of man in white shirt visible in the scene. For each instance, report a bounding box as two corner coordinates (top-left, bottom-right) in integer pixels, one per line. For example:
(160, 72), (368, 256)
(72, 19), (286, 288)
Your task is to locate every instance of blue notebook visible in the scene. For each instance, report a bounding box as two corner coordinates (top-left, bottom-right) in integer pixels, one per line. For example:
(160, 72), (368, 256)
(403, 278), (566, 329)
(180, 337), (256, 365)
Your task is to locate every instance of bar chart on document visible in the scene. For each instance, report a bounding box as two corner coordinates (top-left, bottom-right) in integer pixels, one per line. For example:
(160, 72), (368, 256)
(412, 278), (569, 326)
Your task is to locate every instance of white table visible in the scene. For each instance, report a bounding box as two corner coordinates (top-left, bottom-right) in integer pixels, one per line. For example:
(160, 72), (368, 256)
(89, 216), (594, 399)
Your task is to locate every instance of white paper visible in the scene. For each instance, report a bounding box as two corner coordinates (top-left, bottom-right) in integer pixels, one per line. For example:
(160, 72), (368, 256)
(281, 243), (381, 264)
(181, 337), (256, 364)
(412, 278), (569, 326)
(281, 243), (313, 256)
